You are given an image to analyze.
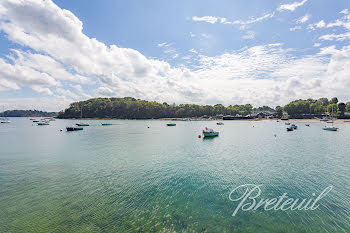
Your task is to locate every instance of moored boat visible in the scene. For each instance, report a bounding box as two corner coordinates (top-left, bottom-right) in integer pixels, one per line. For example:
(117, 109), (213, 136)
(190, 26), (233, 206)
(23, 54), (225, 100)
(66, 126), (83, 131)
(216, 122), (224, 125)
(203, 128), (219, 137)
(291, 124), (297, 130)
(76, 123), (89, 126)
(101, 123), (113, 126)
(323, 126), (338, 131)
(286, 126), (293, 131)
(323, 106), (338, 131)
(167, 123), (176, 126)
(37, 122), (49, 126)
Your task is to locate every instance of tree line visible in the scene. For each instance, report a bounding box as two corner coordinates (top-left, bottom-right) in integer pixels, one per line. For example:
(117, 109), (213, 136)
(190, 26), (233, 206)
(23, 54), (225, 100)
(1, 110), (58, 117)
(281, 97), (350, 118)
(58, 97), (254, 119)
(57, 96), (350, 119)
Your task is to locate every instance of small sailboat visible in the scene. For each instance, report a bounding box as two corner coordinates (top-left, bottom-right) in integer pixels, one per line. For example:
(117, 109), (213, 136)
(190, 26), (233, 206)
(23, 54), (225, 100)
(203, 127), (219, 137)
(291, 124), (297, 130)
(66, 126), (83, 131)
(101, 123), (113, 126)
(167, 123), (176, 126)
(323, 106), (338, 131)
(76, 107), (89, 126)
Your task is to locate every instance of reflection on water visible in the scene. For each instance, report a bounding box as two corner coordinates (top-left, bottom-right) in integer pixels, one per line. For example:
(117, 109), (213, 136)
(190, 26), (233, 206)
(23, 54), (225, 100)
(0, 118), (349, 232)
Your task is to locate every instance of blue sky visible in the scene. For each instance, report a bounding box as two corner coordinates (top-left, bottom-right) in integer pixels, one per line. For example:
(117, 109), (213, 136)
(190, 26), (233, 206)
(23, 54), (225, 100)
(0, 0), (350, 111)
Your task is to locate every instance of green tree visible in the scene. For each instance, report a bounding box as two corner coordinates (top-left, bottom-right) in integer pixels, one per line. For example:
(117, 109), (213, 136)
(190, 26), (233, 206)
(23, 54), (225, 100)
(338, 102), (346, 115)
(276, 106), (283, 118)
(330, 97), (338, 104)
(346, 102), (350, 112)
(327, 104), (338, 114)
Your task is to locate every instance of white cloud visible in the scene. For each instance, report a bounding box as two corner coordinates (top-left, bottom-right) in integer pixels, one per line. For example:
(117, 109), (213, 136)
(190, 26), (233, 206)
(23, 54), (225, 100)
(31, 86), (53, 95)
(319, 32), (350, 41)
(242, 31), (255, 39)
(290, 26), (301, 31)
(340, 9), (349, 15)
(313, 43), (321, 47)
(192, 16), (218, 24)
(0, 57), (59, 87)
(191, 12), (275, 27)
(56, 88), (79, 99)
(189, 48), (198, 54)
(297, 14), (311, 24)
(278, 0), (308, 12)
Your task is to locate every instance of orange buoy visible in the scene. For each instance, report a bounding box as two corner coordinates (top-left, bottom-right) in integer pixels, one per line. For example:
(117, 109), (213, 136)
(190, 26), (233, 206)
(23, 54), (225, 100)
(198, 135), (202, 138)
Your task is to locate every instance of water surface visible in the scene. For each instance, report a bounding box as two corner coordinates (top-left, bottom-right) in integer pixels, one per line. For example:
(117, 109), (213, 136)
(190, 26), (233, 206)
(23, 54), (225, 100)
(0, 118), (349, 232)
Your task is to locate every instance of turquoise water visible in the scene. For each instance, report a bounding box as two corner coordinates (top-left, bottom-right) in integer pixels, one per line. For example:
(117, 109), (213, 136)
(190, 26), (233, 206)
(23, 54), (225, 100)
(0, 118), (349, 232)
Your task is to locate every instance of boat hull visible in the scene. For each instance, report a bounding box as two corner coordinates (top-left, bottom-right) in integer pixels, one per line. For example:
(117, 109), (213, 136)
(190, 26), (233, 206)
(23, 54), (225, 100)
(76, 123), (89, 126)
(66, 127), (83, 131)
(167, 124), (176, 126)
(323, 127), (338, 131)
(203, 132), (219, 137)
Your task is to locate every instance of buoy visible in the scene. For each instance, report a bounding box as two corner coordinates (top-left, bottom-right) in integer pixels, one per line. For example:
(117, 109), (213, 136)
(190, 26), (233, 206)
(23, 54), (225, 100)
(198, 135), (201, 138)
(60, 129), (63, 132)
(147, 126), (150, 128)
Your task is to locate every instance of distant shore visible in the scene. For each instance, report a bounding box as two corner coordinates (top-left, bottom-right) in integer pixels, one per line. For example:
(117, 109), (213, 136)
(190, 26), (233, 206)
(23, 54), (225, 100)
(36, 117), (350, 123)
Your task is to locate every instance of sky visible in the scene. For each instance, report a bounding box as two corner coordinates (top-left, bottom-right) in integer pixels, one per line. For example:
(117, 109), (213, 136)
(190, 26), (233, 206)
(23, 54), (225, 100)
(0, 0), (350, 111)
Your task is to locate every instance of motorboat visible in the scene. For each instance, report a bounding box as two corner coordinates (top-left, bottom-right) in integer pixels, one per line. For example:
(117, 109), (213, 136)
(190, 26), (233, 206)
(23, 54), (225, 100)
(203, 127), (219, 137)
(216, 122), (224, 125)
(37, 122), (49, 126)
(66, 126), (83, 131)
(167, 123), (176, 126)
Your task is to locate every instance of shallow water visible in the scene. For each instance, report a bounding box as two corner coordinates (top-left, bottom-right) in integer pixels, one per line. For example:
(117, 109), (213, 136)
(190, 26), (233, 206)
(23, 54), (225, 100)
(0, 118), (349, 232)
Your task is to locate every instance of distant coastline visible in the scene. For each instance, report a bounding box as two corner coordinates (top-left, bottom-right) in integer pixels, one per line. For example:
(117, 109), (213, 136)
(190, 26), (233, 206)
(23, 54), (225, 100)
(1, 110), (58, 118)
(57, 96), (350, 120)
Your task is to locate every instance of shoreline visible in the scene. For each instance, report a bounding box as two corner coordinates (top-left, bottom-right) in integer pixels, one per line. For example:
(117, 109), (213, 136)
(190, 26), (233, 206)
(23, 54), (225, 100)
(42, 117), (350, 123)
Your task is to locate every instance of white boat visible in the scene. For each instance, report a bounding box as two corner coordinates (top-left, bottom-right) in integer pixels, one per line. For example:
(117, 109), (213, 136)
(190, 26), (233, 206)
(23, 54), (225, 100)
(320, 117), (330, 122)
(323, 106), (338, 131)
(323, 126), (338, 131)
(285, 122), (291, 125)
(291, 124), (297, 130)
(203, 128), (219, 137)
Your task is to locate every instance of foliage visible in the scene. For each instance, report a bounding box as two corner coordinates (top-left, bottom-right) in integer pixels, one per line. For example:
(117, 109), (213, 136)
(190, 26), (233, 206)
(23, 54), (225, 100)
(275, 106), (283, 118)
(58, 97), (253, 119)
(338, 102), (346, 115)
(1, 110), (58, 117)
(283, 97), (344, 116)
(346, 102), (350, 112)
